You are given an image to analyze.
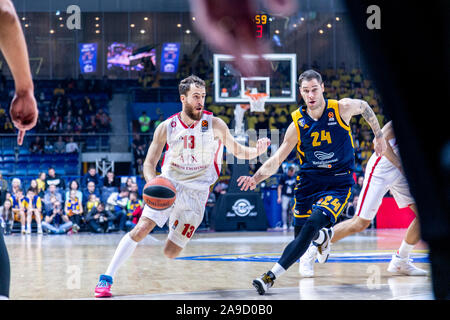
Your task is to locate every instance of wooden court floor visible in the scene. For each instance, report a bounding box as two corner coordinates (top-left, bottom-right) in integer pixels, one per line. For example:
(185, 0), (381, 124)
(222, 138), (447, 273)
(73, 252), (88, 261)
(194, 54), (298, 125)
(4, 228), (432, 300)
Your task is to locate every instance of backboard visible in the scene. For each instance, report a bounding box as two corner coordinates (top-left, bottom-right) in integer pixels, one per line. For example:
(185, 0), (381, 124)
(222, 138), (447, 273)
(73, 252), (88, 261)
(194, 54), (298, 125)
(213, 53), (297, 104)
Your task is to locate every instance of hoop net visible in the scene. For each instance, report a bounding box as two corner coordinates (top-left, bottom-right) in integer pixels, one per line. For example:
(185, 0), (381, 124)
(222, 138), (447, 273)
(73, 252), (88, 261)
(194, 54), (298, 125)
(234, 104), (250, 135)
(244, 91), (268, 112)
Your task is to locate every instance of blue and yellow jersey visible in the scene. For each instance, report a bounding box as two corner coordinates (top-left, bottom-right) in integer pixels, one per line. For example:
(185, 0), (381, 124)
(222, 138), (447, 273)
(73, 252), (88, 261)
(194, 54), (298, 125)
(23, 196), (42, 210)
(86, 200), (99, 212)
(126, 200), (142, 216)
(291, 99), (355, 186)
(10, 195), (26, 210)
(9, 195), (26, 221)
(66, 197), (81, 216)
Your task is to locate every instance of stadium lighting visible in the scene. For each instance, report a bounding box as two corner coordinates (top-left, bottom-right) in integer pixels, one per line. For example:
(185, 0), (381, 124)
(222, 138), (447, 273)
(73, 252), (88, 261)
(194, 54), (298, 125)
(177, 23), (182, 28)
(336, 17), (340, 21)
(140, 29), (146, 34)
(130, 24), (135, 28)
(49, 29), (55, 34)
(300, 17), (305, 21)
(59, 24), (64, 27)
(319, 29), (324, 34)
(192, 17), (196, 21)
(95, 30), (100, 34)
(95, 24), (99, 27)
(275, 29), (280, 34)
(293, 24), (297, 28)
(186, 29), (191, 34)
(327, 23), (332, 28)
(21, 17), (26, 21)
(144, 17), (149, 21)
(24, 24), (29, 28)
(56, 10), (60, 16)
(95, 17), (100, 21)
(59, 17), (63, 21)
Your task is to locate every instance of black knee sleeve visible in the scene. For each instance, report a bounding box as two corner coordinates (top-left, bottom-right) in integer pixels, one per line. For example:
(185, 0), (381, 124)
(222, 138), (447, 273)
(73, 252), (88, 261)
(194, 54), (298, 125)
(278, 208), (331, 270)
(0, 228), (10, 298)
(294, 225), (302, 238)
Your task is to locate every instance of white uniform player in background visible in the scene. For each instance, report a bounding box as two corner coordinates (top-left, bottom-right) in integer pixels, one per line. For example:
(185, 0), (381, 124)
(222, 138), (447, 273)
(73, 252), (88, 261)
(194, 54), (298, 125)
(309, 121), (427, 276)
(95, 75), (271, 297)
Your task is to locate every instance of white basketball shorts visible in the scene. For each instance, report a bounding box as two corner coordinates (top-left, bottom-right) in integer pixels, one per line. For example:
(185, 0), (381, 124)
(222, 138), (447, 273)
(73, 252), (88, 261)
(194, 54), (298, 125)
(356, 153), (415, 221)
(141, 179), (209, 248)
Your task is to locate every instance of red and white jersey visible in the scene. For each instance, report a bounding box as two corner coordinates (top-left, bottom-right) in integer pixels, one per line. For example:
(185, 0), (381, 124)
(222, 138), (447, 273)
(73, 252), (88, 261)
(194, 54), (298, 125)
(160, 111), (223, 190)
(355, 137), (414, 220)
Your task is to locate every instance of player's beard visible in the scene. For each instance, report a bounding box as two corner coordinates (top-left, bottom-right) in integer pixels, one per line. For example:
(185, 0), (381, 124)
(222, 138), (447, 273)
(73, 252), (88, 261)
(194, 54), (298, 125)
(184, 102), (203, 121)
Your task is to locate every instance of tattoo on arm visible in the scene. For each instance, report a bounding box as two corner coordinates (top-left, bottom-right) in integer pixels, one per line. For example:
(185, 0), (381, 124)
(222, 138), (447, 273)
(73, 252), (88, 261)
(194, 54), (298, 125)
(360, 101), (382, 138)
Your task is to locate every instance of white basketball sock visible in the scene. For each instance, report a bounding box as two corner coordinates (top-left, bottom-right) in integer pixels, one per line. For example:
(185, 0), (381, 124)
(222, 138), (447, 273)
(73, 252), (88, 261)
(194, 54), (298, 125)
(397, 240), (414, 259)
(105, 233), (138, 278)
(270, 263), (286, 279)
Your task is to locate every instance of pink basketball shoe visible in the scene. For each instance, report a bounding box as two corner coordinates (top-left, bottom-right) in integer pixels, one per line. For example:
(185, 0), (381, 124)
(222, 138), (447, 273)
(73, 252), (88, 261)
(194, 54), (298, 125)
(95, 275), (113, 298)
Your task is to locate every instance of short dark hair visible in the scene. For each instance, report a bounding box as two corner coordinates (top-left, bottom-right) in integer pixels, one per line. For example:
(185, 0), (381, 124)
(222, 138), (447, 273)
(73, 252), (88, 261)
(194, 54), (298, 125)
(298, 69), (323, 86)
(178, 75), (205, 96)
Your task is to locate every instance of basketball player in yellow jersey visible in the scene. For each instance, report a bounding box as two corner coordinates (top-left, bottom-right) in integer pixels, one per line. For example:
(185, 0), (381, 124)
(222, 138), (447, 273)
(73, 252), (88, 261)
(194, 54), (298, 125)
(95, 75), (270, 297)
(238, 70), (387, 295)
(0, 0), (39, 299)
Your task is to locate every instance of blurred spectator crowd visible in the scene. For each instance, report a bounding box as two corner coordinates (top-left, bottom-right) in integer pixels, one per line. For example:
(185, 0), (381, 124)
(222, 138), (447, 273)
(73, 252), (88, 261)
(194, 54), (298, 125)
(0, 166), (143, 235)
(0, 74), (113, 153)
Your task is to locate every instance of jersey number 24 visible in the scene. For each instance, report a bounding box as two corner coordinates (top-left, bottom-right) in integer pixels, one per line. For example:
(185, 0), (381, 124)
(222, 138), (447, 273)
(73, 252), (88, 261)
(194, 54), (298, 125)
(311, 130), (332, 147)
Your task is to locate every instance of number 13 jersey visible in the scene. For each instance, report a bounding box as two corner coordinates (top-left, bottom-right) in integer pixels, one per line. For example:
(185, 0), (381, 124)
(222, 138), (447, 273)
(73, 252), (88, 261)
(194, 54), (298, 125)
(161, 111), (223, 190)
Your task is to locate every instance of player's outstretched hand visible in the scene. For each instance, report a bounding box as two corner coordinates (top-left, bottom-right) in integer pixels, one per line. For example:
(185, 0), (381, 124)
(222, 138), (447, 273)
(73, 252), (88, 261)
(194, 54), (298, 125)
(256, 137), (271, 155)
(373, 134), (387, 157)
(237, 175), (257, 191)
(10, 89), (38, 145)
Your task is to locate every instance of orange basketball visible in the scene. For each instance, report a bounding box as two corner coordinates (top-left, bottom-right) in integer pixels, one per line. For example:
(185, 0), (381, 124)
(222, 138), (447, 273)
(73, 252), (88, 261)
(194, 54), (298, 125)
(142, 177), (176, 210)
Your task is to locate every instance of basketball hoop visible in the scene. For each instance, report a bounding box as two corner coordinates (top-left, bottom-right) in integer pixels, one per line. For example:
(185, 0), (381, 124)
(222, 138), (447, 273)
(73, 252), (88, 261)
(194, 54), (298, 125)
(245, 91), (268, 113)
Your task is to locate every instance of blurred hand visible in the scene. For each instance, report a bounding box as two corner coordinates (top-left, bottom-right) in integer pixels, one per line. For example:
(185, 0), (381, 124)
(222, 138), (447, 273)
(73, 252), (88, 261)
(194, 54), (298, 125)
(189, 0), (271, 77)
(9, 89), (38, 145)
(277, 197), (281, 204)
(262, 0), (298, 15)
(237, 175), (257, 191)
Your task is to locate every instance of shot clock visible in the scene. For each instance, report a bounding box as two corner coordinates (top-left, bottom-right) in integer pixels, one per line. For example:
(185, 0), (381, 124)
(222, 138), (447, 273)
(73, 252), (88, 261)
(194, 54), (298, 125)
(254, 14), (270, 40)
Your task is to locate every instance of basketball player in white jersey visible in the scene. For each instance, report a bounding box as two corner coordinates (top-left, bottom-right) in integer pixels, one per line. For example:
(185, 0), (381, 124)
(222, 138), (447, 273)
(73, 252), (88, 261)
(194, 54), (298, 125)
(95, 75), (270, 297)
(314, 121), (427, 276)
